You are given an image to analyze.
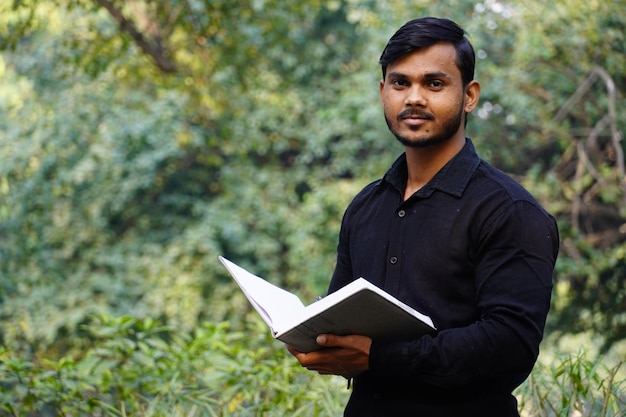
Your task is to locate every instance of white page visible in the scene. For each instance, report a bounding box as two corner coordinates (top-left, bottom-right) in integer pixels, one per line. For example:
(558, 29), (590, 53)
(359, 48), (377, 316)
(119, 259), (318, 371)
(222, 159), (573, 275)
(219, 257), (305, 333)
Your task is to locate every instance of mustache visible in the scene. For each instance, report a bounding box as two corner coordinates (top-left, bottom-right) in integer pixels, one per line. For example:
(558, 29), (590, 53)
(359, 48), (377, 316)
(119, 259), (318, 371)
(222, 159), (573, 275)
(397, 109), (435, 121)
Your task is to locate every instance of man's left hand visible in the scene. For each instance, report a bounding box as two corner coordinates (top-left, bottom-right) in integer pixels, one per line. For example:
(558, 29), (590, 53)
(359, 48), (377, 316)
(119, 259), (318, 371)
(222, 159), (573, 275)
(286, 334), (372, 378)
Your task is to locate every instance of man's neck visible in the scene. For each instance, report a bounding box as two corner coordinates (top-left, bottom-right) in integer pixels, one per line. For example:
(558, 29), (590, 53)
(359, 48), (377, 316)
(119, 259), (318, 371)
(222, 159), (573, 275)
(403, 135), (466, 200)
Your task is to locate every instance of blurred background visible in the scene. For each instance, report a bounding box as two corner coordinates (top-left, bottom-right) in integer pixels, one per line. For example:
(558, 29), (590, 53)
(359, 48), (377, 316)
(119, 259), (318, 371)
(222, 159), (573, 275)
(1, 0), (625, 415)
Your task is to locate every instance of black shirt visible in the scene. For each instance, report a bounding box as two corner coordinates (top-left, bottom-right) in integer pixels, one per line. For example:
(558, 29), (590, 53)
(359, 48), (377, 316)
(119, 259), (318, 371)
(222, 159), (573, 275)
(329, 138), (559, 417)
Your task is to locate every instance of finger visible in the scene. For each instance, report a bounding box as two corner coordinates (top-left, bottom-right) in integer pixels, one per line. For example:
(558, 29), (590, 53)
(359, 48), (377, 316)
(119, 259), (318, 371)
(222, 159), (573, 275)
(316, 334), (357, 348)
(316, 333), (338, 347)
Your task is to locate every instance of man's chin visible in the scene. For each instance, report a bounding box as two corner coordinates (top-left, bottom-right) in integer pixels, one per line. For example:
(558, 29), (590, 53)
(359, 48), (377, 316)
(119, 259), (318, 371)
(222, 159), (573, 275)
(395, 134), (447, 148)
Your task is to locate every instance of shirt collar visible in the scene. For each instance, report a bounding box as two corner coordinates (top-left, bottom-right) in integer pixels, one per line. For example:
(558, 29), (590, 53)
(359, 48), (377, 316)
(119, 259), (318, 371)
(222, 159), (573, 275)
(382, 138), (482, 198)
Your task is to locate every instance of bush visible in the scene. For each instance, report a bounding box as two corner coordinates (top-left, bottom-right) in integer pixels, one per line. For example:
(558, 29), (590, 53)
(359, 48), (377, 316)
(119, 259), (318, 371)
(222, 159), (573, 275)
(517, 352), (625, 417)
(1, 315), (624, 416)
(0, 315), (348, 416)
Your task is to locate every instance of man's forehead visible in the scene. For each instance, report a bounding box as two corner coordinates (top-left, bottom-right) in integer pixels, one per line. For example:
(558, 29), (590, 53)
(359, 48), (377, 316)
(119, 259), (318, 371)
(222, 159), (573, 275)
(385, 44), (460, 78)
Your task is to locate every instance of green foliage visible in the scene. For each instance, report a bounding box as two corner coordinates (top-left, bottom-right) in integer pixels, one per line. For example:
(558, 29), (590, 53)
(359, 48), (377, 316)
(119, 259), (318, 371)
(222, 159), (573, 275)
(1, 315), (623, 416)
(517, 352), (625, 417)
(0, 315), (349, 416)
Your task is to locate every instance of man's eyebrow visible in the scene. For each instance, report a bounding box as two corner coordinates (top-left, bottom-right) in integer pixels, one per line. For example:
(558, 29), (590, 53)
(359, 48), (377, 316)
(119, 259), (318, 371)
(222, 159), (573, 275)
(386, 71), (409, 80)
(386, 70), (452, 80)
(423, 71), (452, 80)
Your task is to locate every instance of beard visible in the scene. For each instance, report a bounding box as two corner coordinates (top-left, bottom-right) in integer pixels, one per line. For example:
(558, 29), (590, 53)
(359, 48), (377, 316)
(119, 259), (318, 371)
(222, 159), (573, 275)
(384, 105), (465, 148)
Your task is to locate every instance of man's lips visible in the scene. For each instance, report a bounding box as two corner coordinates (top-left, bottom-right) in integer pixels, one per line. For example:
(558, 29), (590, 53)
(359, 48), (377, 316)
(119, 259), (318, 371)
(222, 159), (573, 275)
(402, 117), (428, 127)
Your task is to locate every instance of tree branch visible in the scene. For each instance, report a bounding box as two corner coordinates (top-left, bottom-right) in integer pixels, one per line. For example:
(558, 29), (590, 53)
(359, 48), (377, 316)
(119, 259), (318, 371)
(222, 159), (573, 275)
(95, 0), (177, 73)
(554, 65), (626, 213)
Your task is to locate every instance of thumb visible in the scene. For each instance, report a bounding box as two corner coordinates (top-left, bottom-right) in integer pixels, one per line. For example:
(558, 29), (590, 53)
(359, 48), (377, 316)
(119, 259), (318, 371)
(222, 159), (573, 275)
(316, 334), (332, 346)
(316, 333), (348, 347)
(316, 334), (373, 352)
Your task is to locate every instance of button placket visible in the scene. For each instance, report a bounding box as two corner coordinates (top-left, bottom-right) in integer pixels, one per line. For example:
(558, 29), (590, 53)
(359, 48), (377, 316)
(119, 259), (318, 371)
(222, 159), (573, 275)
(390, 208), (405, 265)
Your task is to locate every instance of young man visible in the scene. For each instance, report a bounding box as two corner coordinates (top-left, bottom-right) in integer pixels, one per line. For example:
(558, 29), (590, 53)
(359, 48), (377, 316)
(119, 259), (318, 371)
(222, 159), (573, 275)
(287, 17), (559, 416)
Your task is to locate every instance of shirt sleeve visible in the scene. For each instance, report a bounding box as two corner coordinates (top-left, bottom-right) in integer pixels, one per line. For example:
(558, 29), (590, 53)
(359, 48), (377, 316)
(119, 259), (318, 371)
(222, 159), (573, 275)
(367, 200), (559, 389)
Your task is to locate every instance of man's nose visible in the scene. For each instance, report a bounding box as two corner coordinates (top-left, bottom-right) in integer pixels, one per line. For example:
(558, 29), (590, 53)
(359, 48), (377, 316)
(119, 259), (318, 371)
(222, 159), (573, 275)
(405, 86), (427, 106)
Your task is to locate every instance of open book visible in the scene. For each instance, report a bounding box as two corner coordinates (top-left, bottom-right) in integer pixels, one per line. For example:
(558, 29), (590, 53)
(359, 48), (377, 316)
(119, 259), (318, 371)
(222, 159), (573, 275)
(219, 256), (436, 352)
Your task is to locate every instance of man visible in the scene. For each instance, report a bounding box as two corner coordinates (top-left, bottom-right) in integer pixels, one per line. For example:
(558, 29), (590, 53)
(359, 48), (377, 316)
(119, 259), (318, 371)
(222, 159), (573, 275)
(287, 17), (559, 417)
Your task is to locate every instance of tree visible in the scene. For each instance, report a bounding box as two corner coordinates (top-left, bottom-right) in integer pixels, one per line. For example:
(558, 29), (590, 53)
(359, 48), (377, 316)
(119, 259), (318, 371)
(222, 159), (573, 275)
(0, 0), (392, 353)
(0, 0), (625, 356)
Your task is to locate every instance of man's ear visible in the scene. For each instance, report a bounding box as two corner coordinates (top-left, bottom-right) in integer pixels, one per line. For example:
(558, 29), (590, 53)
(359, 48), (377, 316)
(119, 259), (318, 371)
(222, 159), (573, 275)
(464, 80), (481, 113)
(379, 79), (385, 105)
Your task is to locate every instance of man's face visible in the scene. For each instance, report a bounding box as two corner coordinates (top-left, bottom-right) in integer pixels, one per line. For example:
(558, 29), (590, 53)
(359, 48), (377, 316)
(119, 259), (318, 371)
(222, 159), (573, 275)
(379, 43), (475, 148)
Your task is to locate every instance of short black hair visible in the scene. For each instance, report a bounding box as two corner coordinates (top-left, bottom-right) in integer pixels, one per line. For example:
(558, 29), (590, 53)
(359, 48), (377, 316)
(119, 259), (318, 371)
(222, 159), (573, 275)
(379, 17), (476, 86)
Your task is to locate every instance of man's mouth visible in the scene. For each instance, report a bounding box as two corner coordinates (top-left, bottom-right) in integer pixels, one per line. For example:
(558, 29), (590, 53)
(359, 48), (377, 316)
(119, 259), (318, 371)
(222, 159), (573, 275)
(398, 110), (434, 127)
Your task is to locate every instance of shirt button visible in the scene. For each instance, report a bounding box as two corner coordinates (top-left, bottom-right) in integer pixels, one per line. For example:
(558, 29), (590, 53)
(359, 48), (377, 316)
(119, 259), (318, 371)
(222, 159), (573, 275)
(398, 209), (406, 218)
(390, 256), (398, 264)
(373, 393), (382, 400)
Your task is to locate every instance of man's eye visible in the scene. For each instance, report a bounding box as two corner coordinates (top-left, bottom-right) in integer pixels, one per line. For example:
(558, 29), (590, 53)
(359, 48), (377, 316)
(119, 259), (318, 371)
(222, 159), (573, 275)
(429, 80), (444, 88)
(392, 79), (408, 87)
